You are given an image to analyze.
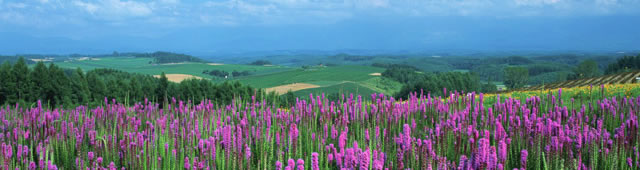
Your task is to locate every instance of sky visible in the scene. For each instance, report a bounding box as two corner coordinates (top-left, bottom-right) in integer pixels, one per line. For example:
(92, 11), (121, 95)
(0, 0), (639, 55)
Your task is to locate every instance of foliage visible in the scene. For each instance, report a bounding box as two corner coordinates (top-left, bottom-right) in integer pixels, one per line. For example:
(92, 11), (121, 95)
(569, 59), (601, 80)
(504, 66), (529, 89)
(605, 54), (640, 74)
(203, 69), (230, 78)
(395, 72), (480, 98)
(134, 51), (205, 64)
(249, 60), (272, 66)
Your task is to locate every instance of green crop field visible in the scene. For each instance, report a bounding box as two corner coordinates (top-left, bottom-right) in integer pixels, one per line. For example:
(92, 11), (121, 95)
(54, 57), (292, 79)
(237, 65), (385, 87)
(293, 81), (379, 97)
(50, 57), (402, 97)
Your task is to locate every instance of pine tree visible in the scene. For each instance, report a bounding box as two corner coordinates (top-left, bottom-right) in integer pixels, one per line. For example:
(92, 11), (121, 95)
(29, 62), (50, 102)
(87, 72), (107, 103)
(156, 72), (169, 103)
(70, 68), (91, 104)
(47, 63), (72, 107)
(11, 57), (30, 103)
(128, 77), (143, 103)
(0, 62), (13, 104)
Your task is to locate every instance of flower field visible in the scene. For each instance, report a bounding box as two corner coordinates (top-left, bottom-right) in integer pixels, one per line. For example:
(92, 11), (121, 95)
(1, 85), (640, 169)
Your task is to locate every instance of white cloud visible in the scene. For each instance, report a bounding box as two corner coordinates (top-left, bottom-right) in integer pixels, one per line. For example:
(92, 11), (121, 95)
(2, 0), (640, 29)
(74, 1), (99, 14)
(73, 0), (152, 18)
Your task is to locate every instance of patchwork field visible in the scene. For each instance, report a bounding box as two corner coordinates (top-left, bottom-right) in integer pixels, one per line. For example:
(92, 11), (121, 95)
(54, 57), (292, 80)
(265, 83), (321, 94)
(153, 74), (204, 83)
(51, 57), (402, 97)
(237, 65), (400, 96)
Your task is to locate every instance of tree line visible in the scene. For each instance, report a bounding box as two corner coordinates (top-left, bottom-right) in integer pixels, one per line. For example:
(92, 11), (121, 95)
(0, 58), (297, 108)
(381, 66), (491, 98)
(605, 54), (640, 74)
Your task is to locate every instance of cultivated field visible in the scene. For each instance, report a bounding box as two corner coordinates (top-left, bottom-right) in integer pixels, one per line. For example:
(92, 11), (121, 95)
(153, 74), (204, 83)
(52, 57), (400, 97)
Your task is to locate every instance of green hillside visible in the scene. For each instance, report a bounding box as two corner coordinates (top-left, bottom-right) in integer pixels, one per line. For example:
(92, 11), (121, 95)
(54, 57), (291, 79)
(49, 57), (402, 97)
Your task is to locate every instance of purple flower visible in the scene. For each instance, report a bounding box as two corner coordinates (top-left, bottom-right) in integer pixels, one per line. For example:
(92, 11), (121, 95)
(311, 152), (320, 170)
(184, 157), (191, 169)
(498, 140), (507, 163)
(88, 152), (94, 161)
(297, 159), (305, 170)
(276, 161), (283, 170)
(628, 157), (633, 167)
(288, 159), (295, 169)
(521, 150), (528, 169)
(360, 149), (370, 170)
(29, 162), (36, 170)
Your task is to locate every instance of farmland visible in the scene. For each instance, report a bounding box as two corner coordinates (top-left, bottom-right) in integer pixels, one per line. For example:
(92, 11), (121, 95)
(53, 57), (400, 97)
(0, 83), (639, 169)
(54, 57), (292, 80)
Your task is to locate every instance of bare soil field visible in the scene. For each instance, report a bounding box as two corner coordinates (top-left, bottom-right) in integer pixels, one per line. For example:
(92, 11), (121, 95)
(153, 74), (203, 83)
(265, 83), (320, 94)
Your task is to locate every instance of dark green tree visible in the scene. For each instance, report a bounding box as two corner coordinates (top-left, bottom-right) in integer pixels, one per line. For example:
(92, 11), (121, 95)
(0, 62), (13, 104)
(128, 77), (143, 102)
(572, 60), (600, 79)
(70, 68), (91, 104)
(87, 72), (107, 103)
(47, 63), (72, 106)
(29, 62), (50, 102)
(11, 57), (30, 103)
(156, 72), (169, 103)
(504, 66), (529, 90)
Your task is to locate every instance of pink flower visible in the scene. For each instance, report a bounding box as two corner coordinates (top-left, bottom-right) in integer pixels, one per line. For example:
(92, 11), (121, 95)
(520, 150), (528, 169)
(297, 159), (305, 170)
(311, 152), (319, 170)
(88, 152), (94, 161)
(184, 157), (191, 169)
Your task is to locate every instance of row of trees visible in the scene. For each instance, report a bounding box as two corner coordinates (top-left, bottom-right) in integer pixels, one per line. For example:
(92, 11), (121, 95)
(132, 51), (204, 64)
(605, 54), (640, 74)
(394, 72), (483, 98)
(382, 67), (488, 98)
(0, 58), (296, 108)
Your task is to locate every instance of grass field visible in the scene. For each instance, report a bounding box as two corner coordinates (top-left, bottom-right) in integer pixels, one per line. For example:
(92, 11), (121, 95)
(51, 57), (402, 97)
(54, 57), (292, 80)
(237, 65), (400, 96)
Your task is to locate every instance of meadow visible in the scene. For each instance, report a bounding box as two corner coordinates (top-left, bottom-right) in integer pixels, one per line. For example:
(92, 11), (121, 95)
(53, 57), (400, 97)
(1, 84), (639, 169)
(54, 57), (292, 81)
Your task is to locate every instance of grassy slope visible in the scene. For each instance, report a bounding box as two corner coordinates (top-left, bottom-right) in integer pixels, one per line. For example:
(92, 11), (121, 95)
(54, 57), (402, 97)
(237, 65), (401, 96)
(54, 57), (292, 80)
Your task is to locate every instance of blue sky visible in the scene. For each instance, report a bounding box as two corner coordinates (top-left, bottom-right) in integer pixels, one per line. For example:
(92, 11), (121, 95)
(0, 0), (639, 55)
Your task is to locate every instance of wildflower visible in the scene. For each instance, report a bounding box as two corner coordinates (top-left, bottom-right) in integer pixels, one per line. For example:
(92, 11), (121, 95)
(297, 159), (305, 170)
(308, 153), (318, 170)
(521, 150), (528, 169)
(88, 152), (94, 161)
(184, 157), (191, 169)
